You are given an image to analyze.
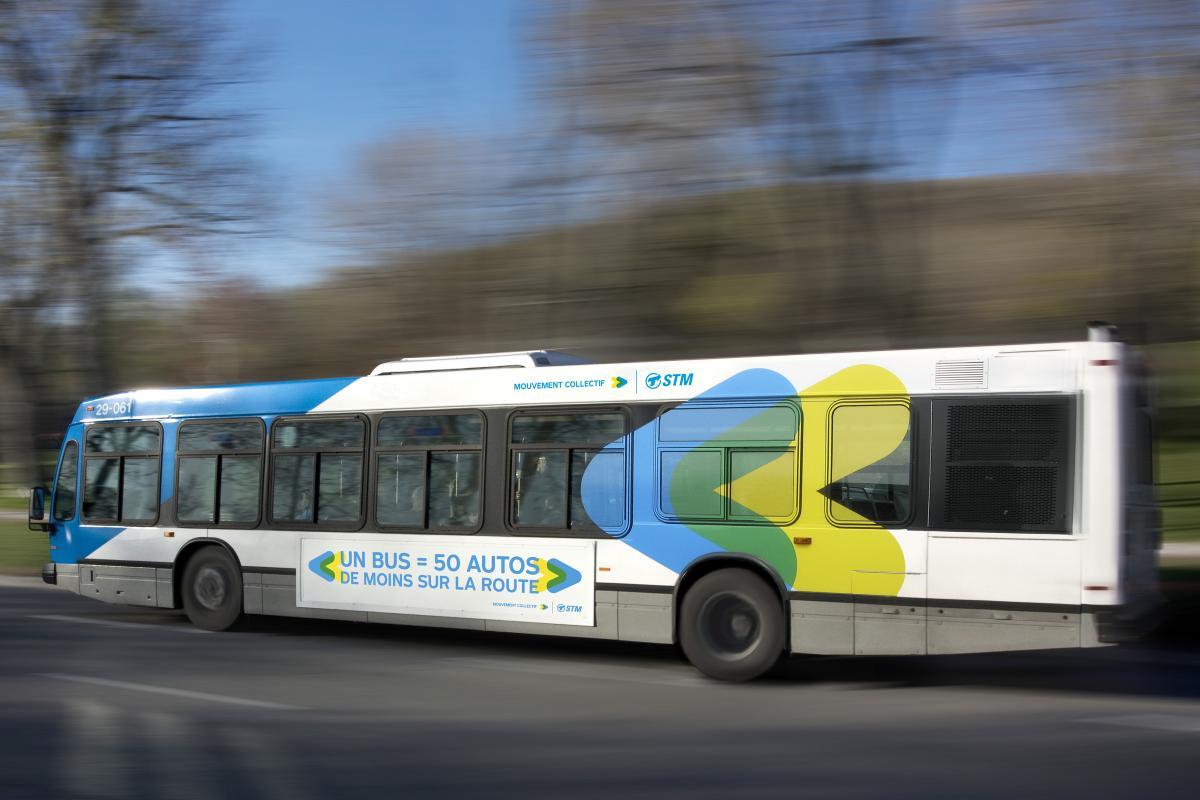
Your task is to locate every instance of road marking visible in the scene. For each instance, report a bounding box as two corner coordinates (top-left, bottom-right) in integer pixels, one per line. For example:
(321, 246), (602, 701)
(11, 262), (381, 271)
(223, 726), (306, 800)
(1085, 714), (1200, 733)
(62, 700), (127, 798)
(30, 613), (210, 634)
(446, 656), (709, 689)
(38, 673), (304, 711)
(142, 711), (221, 800)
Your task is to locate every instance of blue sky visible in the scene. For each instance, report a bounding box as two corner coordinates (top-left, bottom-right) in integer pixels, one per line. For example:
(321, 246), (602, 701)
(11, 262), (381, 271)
(212, 0), (524, 286)
(207, 1), (1085, 288)
(231, 0), (523, 182)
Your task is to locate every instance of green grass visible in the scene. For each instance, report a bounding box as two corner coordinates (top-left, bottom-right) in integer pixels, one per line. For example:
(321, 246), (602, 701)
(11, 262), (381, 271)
(1159, 439), (1200, 542)
(0, 520), (49, 574)
(0, 495), (28, 512)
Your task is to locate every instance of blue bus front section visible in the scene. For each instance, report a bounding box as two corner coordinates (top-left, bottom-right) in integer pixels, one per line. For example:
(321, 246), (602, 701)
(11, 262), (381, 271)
(44, 375), (359, 579)
(45, 420), (141, 583)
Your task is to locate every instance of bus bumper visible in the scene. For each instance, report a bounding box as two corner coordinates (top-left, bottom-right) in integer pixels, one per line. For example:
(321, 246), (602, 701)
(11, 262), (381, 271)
(1090, 591), (1167, 644)
(42, 562), (56, 586)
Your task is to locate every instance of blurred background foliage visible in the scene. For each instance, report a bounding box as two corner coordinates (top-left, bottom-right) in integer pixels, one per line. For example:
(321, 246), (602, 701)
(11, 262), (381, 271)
(0, 1), (1198, 535)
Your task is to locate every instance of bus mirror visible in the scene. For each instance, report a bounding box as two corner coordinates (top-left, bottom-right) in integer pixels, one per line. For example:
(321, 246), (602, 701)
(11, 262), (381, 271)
(28, 487), (48, 531)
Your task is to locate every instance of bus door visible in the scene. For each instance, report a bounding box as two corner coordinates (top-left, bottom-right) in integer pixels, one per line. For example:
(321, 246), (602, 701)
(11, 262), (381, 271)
(822, 399), (928, 656)
(48, 425), (83, 561)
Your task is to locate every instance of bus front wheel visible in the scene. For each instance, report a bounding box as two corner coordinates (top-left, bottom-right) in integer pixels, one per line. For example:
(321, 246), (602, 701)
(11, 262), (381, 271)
(181, 547), (243, 631)
(679, 568), (785, 681)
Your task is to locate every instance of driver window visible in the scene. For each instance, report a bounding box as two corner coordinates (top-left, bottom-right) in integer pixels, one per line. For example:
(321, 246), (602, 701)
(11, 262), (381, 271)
(52, 441), (79, 521)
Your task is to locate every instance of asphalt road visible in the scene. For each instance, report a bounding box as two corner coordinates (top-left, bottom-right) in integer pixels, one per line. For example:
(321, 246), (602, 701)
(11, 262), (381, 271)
(2, 579), (1199, 799)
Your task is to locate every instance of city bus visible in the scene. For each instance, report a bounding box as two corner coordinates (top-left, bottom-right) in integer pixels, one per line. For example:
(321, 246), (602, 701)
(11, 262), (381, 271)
(26, 323), (1161, 681)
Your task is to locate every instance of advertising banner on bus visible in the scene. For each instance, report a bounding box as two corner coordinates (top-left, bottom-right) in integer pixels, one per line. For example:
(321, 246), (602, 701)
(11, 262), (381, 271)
(297, 537), (596, 626)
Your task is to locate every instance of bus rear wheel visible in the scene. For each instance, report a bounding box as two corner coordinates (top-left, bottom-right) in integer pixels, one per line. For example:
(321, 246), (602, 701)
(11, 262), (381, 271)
(181, 547), (243, 631)
(679, 569), (784, 682)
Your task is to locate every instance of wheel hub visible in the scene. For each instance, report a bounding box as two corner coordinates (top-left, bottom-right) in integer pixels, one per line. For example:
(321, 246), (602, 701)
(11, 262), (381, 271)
(195, 566), (228, 610)
(699, 591), (761, 659)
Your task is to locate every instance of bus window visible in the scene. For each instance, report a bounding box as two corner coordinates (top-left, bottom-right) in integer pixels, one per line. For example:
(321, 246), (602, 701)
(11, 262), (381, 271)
(52, 441), (78, 521)
(656, 402), (799, 523)
(176, 419), (264, 527)
(660, 449), (724, 518)
(513, 450), (568, 527)
(271, 417), (365, 527)
(827, 404), (913, 526)
(375, 413), (483, 530)
(659, 405), (797, 443)
(82, 423), (162, 524)
(509, 411), (627, 531)
(570, 449), (625, 529)
(930, 397), (1073, 533)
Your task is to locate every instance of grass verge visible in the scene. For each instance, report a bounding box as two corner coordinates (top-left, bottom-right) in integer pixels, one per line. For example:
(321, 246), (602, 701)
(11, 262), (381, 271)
(1160, 439), (1200, 542)
(0, 520), (49, 575)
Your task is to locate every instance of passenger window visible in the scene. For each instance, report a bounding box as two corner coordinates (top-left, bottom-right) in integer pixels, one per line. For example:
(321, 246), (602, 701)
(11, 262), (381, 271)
(52, 442), (78, 521)
(375, 413), (483, 530)
(827, 404), (912, 526)
(177, 419), (264, 526)
(513, 450), (568, 527)
(656, 402), (799, 523)
(509, 412), (627, 532)
(659, 406), (797, 442)
(271, 417), (365, 526)
(729, 449), (796, 519)
(82, 424), (161, 524)
(571, 450), (624, 529)
(930, 398), (1073, 533)
(661, 449), (724, 518)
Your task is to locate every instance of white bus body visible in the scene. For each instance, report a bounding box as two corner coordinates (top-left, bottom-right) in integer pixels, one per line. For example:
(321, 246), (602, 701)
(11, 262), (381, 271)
(33, 325), (1160, 679)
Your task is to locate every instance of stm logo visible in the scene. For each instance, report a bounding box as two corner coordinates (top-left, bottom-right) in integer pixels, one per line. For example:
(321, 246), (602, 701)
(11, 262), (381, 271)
(645, 371), (694, 390)
(535, 558), (582, 594)
(308, 550), (340, 583)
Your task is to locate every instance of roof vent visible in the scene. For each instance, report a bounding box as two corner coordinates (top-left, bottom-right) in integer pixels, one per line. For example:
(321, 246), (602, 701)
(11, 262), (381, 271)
(370, 350), (591, 376)
(935, 359), (988, 390)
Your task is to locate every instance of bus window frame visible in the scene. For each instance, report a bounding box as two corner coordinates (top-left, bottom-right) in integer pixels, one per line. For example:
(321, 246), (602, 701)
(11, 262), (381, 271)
(266, 414), (369, 532)
(173, 417), (267, 530)
(372, 409), (486, 534)
(927, 394), (1076, 535)
(824, 398), (916, 529)
(652, 399), (801, 526)
(81, 420), (164, 527)
(504, 405), (632, 538)
(51, 439), (80, 522)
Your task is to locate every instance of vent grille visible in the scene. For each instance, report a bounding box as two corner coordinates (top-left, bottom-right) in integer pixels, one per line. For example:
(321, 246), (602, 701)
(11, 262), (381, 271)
(944, 464), (1060, 527)
(933, 398), (1073, 532)
(935, 359), (987, 389)
(946, 403), (1068, 462)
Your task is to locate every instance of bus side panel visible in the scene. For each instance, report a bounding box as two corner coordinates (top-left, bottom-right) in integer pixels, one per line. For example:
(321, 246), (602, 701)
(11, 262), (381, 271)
(927, 536), (1081, 654)
(923, 385), (1085, 654)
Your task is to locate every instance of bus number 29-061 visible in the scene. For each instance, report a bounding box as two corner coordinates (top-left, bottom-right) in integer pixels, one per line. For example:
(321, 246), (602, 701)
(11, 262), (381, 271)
(90, 399), (133, 417)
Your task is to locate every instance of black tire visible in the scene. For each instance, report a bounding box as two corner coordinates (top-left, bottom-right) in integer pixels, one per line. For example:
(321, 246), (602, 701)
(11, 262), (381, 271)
(181, 547), (243, 631)
(679, 568), (785, 682)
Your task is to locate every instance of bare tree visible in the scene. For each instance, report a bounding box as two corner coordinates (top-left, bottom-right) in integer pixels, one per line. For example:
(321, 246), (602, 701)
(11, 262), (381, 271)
(0, 0), (267, 481)
(525, 0), (780, 350)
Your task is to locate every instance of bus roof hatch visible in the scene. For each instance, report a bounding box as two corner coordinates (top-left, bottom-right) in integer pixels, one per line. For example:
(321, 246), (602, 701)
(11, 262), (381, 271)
(370, 350), (591, 376)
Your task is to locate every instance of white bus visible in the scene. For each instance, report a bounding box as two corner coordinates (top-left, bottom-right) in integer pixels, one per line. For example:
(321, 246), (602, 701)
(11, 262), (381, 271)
(28, 323), (1160, 680)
